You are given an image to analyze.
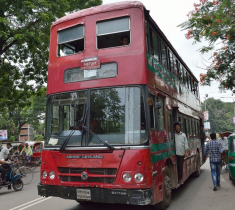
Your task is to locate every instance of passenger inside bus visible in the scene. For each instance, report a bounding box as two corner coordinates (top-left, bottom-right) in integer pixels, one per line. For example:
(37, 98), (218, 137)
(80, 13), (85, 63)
(121, 35), (130, 45)
(75, 112), (99, 134)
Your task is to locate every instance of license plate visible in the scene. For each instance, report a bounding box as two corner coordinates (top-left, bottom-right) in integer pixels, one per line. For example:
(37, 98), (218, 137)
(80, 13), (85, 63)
(77, 189), (91, 200)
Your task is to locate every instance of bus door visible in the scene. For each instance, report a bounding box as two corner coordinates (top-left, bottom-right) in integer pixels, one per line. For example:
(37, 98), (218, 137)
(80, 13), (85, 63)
(172, 106), (180, 185)
(168, 109), (178, 185)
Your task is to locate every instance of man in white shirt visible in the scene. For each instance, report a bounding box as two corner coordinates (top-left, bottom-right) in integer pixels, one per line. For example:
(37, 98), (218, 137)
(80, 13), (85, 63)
(174, 122), (189, 185)
(0, 143), (11, 160)
(218, 133), (228, 169)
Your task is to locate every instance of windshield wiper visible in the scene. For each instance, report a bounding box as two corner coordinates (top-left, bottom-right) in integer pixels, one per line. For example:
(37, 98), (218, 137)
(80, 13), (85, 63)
(80, 106), (88, 147)
(60, 104), (114, 150)
(80, 105), (113, 150)
(82, 125), (114, 150)
(60, 104), (87, 151)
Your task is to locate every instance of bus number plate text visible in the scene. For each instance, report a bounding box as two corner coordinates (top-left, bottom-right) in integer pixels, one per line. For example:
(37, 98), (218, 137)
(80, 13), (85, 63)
(81, 60), (100, 70)
(77, 189), (91, 200)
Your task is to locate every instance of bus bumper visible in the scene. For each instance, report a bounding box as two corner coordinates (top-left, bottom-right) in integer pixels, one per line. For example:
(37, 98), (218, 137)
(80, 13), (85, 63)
(38, 184), (153, 205)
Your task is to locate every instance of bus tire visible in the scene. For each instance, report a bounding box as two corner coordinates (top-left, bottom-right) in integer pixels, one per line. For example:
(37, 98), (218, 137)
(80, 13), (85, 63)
(154, 165), (172, 210)
(193, 152), (201, 177)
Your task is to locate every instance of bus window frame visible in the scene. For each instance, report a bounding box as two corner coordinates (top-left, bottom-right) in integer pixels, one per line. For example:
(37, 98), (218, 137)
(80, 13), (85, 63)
(45, 85), (150, 148)
(57, 24), (85, 57)
(96, 16), (131, 50)
(148, 93), (155, 129)
(168, 110), (174, 141)
(155, 95), (166, 131)
(145, 16), (200, 96)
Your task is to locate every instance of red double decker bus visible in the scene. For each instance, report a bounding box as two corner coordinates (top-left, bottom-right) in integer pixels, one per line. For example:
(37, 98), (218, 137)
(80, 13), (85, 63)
(38, 1), (202, 209)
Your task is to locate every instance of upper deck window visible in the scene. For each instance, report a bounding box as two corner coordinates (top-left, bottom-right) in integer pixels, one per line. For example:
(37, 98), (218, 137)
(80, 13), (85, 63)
(58, 25), (84, 57)
(97, 17), (130, 49)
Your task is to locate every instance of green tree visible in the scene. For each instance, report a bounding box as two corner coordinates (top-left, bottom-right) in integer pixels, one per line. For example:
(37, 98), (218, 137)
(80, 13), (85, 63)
(202, 98), (235, 132)
(179, 0), (235, 91)
(9, 87), (47, 141)
(0, 0), (102, 111)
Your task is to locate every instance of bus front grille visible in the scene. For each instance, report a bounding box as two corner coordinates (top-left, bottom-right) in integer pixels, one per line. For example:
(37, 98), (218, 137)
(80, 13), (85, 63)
(58, 167), (117, 183)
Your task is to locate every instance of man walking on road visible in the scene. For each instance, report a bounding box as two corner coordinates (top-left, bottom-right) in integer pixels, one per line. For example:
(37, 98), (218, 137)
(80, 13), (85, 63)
(204, 132), (223, 191)
(174, 122), (189, 185)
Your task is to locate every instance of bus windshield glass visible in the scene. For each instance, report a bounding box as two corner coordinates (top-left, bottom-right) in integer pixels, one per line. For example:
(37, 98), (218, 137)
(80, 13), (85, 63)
(46, 87), (147, 147)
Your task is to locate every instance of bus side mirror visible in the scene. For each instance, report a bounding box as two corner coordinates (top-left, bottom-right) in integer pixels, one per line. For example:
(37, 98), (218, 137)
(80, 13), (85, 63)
(155, 102), (162, 109)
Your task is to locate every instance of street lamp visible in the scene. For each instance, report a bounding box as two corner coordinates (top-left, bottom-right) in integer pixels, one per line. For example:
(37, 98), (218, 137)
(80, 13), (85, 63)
(220, 97), (235, 115)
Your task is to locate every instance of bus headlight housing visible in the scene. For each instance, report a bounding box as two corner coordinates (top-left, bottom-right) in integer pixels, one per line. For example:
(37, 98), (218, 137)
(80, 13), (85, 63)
(122, 173), (131, 182)
(134, 173), (144, 182)
(49, 171), (55, 179)
(42, 171), (47, 178)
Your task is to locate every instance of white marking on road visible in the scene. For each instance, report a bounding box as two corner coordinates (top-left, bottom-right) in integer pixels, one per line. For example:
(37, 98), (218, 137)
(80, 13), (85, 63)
(18, 197), (51, 210)
(9, 197), (51, 210)
(221, 175), (225, 182)
(9, 198), (44, 210)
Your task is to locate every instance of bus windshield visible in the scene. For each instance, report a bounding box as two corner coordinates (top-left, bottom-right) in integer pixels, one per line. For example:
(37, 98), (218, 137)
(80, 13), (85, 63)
(46, 87), (147, 147)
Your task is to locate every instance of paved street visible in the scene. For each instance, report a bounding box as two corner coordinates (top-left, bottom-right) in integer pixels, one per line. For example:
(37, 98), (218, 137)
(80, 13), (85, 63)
(0, 160), (234, 210)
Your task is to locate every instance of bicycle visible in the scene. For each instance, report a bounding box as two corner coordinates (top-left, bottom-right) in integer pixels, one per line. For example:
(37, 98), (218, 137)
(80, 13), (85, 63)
(17, 155), (37, 171)
(11, 156), (34, 185)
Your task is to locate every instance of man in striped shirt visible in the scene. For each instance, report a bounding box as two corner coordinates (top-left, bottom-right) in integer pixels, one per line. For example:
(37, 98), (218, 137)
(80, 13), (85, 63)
(204, 132), (223, 191)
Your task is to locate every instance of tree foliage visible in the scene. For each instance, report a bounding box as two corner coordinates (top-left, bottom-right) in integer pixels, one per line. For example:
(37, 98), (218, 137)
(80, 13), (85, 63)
(0, 0), (102, 111)
(179, 0), (235, 91)
(201, 97), (235, 132)
(9, 87), (47, 141)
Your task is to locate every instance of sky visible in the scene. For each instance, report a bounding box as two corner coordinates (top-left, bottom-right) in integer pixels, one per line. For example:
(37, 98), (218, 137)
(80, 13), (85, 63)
(102, 0), (234, 103)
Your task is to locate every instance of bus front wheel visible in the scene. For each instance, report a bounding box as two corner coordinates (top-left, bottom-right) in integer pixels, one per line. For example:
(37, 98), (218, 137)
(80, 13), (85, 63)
(155, 165), (172, 210)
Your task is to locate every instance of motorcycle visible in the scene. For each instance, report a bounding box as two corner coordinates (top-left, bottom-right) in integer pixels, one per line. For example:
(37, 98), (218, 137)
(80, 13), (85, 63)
(0, 163), (24, 191)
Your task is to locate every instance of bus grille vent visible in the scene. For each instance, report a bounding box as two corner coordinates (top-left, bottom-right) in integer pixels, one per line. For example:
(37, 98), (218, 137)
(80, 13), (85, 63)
(58, 167), (117, 183)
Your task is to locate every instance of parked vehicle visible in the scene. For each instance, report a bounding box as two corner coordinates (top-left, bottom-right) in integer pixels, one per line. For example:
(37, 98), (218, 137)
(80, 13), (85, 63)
(228, 134), (235, 180)
(0, 163), (24, 191)
(17, 141), (44, 168)
(31, 141), (44, 166)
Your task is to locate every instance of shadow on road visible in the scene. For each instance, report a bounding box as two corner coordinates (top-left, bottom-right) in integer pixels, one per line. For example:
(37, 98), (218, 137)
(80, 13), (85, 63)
(68, 202), (153, 210)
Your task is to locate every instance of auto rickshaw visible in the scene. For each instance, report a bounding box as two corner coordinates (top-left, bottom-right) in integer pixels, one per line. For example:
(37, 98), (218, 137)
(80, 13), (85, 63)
(228, 133), (235, 180)
(223, 131), (233, 138)
(31, 141), (44, 164)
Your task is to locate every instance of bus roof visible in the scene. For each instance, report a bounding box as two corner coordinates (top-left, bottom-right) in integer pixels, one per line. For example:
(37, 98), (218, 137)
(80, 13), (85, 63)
(52, 1), (144, 27)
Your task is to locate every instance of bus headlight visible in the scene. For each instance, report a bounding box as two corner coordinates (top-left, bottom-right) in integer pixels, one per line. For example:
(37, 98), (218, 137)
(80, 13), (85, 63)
(42, 171), (47, 178)
(122, 173), (131, 182)
(49, 171), (55, 179)
(134, 173), (144, 182)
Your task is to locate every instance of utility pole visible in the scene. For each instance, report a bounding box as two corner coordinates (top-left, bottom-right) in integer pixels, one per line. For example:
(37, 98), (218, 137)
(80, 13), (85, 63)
(205, 94), (208, 111)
